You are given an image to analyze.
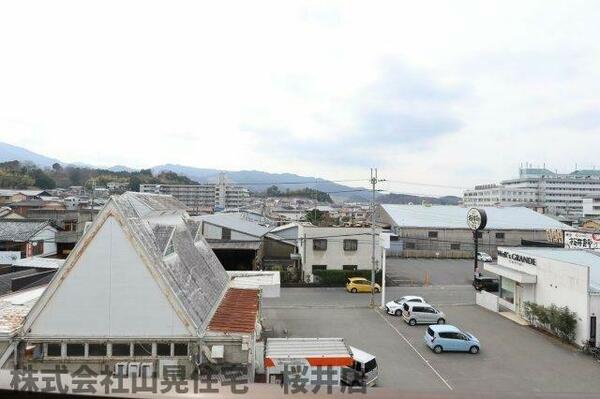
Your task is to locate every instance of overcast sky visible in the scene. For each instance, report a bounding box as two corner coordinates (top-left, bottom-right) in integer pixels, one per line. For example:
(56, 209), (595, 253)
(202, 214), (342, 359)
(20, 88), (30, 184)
(1, 1), (599, 196)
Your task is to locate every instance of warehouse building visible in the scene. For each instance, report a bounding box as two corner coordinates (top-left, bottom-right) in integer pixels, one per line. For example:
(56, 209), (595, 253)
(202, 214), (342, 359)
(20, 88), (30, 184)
(376, 204), (573, 258)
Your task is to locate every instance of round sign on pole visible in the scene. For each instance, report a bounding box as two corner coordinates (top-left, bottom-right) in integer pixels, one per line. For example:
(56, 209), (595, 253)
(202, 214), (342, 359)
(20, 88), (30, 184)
(467, 208), (487, 231)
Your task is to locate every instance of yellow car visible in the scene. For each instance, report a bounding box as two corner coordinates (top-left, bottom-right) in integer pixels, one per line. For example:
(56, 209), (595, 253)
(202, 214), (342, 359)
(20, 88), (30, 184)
(346, 277), (381, 293)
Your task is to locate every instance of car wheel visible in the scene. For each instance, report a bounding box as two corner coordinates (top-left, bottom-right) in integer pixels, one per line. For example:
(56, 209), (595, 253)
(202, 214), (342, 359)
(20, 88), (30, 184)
(350, 288), (357, 293)
(437, 318), (445, 324)
(469, 346), (479, 354)
(433, 345), (443, 354)
(409, 319), (417, 326)
(374, 287), (380, 293)
(394, 309), (402, 317)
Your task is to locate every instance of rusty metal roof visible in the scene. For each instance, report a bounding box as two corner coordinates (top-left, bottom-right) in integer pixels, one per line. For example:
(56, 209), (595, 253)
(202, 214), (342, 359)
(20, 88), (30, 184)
(208, 288), (259, 334)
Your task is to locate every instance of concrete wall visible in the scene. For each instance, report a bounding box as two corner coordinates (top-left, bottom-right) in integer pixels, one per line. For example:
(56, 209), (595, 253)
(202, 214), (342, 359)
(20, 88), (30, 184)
(476, 291), (499, 312)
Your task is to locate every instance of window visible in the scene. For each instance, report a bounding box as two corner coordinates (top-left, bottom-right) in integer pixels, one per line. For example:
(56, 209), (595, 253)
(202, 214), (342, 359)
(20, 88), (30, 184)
(496, 232), (505, 240)
(111, 343), (131, 357)
(343, 265), (357, 271)
(428, 231), (438, 238)
(134, 343), (153, 357)
(66, 344), (85, 357)
(313, 239), (327, 251)
(157, 343), (171, 357)
(46, 343), (61, 357)
(405, 242), (416, 249)
(173, 343), (188, 357)
(88, 343), (107, 357)
(221, 228), (231, 240)
(312, 265), (327, 272)
(450, 243), (460, 250)
(343, 239), (358, 251)
(32, 241), (44, 256)
(164, 239), (175, 256)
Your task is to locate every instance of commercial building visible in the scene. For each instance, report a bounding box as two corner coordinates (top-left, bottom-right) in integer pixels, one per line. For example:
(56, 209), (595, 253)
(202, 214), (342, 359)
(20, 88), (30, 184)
(376, 204), (573, 258)
(140, 174), (250, 213)
(0, 192), (262, 379)
(483, 248), (600, 346)
(465, 167), (600, 217)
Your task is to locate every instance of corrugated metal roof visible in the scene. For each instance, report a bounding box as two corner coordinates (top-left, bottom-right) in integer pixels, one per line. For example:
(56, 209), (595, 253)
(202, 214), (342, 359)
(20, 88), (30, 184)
(12, 257), (65, 270)
(208, 288), (259, 334)
(380, 204), (574, 230)
(195, 213), (271, 237)
(266, 338), (351, 359)
(0, 219), (53, 241)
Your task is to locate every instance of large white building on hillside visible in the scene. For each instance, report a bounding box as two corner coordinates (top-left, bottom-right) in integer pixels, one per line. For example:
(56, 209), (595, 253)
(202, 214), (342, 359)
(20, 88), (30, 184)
(464, 168), (600, 216)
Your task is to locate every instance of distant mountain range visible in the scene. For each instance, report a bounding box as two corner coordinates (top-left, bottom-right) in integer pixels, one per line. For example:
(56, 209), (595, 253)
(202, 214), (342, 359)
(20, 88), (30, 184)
(0, 141), (459, 203)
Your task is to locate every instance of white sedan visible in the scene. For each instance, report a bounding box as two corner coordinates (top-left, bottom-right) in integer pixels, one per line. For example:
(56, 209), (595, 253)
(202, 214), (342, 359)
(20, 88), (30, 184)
(385, 296), (425, 316)
(477, 252), (493, 262)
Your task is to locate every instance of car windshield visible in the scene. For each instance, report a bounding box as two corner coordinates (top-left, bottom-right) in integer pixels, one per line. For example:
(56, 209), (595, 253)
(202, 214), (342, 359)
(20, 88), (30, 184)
(364, 359), (377, 373)
(394, 297), (406, 304)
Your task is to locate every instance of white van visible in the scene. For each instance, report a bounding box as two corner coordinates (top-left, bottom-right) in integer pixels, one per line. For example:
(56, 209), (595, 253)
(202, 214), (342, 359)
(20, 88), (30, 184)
(341, 346), (378, 387)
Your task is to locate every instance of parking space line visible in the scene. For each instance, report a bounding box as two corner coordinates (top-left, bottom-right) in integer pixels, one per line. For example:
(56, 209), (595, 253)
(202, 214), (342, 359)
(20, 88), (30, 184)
(375, 309), (453, 391)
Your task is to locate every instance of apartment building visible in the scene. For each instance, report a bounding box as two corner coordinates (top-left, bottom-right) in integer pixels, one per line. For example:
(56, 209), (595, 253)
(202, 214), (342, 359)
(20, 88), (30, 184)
(140, 174), (249, 213)
(583, 197), (600, 218)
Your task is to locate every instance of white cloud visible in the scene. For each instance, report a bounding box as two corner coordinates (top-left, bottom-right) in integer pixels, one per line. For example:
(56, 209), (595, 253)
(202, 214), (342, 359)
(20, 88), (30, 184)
(1, 0), (599, 195)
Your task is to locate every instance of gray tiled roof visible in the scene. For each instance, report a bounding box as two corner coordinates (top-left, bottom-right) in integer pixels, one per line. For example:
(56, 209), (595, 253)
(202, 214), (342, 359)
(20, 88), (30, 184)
(112, 192), (229, 334)
(0, 220), (52, 242)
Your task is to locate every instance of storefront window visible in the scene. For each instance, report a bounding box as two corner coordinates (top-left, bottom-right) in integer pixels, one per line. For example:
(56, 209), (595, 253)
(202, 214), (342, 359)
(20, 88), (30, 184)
(501, 278), (515, 304)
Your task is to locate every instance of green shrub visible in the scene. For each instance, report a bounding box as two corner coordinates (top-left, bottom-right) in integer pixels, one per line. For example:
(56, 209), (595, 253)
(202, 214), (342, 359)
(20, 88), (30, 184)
(313, 270), (382, 286)
(523, 301), (577, 343)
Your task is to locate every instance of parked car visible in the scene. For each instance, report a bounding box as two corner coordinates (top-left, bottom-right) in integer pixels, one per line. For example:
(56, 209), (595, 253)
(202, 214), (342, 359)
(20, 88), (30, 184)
(477, 252), (493, 262)
(473, 276), (499, 292)
(402, 302), (446, 326)
(385, 296), (425, 316)
(346, 277), (381, 294)
(424, 325), (480, 354)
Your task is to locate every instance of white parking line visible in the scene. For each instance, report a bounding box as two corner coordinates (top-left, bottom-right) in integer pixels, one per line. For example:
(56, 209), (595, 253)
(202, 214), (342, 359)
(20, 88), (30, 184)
(375, 310), (453, 391)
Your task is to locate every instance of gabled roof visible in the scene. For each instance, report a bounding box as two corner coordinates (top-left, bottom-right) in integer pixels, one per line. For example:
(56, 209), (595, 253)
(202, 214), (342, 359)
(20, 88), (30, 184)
(0, 219), (55, 242)
(380, 204), (574, 230)
(23, 192), (230, 336)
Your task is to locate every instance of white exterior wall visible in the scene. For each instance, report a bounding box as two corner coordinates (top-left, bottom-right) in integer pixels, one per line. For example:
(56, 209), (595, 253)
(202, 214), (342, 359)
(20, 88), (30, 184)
(497, 250), (591, 344)
(33, 226), (57, 256)
(27, 216), (191, 338)
(299, 227), (382, 277)
(201, 223), (257, 241)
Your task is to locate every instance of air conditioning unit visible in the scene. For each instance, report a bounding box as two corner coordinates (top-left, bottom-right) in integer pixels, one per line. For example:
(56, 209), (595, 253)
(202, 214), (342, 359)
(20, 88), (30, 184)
(113, 362), (128, 377)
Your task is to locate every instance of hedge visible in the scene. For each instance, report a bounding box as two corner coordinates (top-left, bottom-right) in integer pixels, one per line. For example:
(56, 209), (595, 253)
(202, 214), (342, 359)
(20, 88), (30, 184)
(313, 270), (383, 286)
(523, 301), (577, 343)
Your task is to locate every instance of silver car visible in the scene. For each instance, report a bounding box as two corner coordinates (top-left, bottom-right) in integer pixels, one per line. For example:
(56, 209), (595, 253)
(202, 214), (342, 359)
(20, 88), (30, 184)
(402, 302), (446, 326)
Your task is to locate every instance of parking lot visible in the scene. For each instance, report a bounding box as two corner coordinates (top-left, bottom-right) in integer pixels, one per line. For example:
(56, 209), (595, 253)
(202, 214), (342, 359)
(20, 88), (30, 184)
(263, 285), (600, 395)
(385, 258), (495, 286)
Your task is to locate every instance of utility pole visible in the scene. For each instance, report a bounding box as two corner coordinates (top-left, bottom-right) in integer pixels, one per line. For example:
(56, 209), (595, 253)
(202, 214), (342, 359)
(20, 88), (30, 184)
(370, 168), (385, 307)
